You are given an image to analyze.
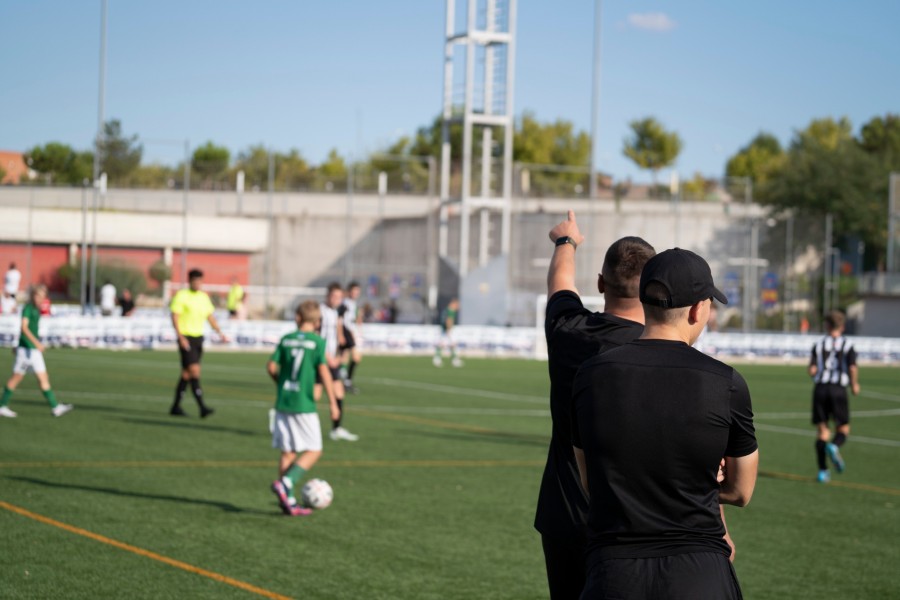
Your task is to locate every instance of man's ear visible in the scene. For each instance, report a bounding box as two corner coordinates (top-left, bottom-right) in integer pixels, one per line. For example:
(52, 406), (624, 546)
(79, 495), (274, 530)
(687, 300), (705, 325)
(597, 274), (605, 294)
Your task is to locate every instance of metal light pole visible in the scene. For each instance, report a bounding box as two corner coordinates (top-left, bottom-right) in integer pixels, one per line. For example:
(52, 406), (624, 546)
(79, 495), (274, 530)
(588, 0), (602, 200)
(80, 181), (89, 314)
(823, 213), (833, 315)
(181, 140), (191, 286)
(265, 149), (274, 317)
(89, 0), (108, 312)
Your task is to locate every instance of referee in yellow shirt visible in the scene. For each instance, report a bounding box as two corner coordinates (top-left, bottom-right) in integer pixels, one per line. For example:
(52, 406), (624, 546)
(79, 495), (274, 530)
(169, 269), (229, 418)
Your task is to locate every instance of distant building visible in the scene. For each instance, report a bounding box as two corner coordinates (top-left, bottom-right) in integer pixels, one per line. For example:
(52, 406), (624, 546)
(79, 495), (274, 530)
(0, 151), (31, 185)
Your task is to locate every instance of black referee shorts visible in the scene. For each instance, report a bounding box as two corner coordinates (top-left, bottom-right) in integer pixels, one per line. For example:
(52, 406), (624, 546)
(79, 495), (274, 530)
(542, 533), (587, 600)
(812, 383), (850, 426)
(178, 335), (204, 368)
(315, 365), (342, 384)
(581, 552), (742, 600)
(339, 326), (356, 351)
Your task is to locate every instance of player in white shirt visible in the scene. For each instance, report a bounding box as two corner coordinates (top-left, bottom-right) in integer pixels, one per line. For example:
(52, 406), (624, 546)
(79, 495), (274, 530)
(100, 281), (117, 316)
(316, 282), (358, 441)
(4, 262), (21, 298)
(339, 281), (363, 393)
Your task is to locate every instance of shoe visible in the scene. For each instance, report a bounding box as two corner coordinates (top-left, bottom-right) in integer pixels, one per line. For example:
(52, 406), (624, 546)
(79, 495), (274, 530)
(332, 426), (359, 441)
(200, 406), (215, 419)
(452, 358), (463, 368)
(51, 404), (73, 417)
(271, 480), (292, 514)
(817, 470), (831, 484)
(433, 356), (443, 367)
(826, 443), (845, 473)
(170, 406), (187, 417)
(287, 505), (312, 516)
(345, 383), (359, 394)
(0, 406), (17, 418)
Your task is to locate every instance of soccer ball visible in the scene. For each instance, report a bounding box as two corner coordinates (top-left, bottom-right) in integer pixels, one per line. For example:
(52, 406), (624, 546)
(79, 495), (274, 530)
(300, 478), (333, 510)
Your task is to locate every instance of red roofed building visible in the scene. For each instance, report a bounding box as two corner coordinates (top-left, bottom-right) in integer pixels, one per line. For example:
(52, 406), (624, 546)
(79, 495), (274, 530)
(0, 151), (31, 185)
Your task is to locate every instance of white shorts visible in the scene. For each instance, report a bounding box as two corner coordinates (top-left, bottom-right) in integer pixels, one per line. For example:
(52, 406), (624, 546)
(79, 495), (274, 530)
(271, 411), (323, 453)
(13, 347), (47, 374)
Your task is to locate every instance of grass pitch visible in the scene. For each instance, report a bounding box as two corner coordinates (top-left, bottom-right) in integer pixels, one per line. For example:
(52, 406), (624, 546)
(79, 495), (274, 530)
(0, 350), (898, 599)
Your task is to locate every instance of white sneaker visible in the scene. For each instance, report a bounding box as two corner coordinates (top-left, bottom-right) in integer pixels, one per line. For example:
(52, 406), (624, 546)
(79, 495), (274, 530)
(0, 406), (17, 418)
(332, 426), (359, 441)
(52, 403), (73, 417)
(329, 428), (340, 441)
(452, 358), (464, 368)
(433, 356), (443, 367)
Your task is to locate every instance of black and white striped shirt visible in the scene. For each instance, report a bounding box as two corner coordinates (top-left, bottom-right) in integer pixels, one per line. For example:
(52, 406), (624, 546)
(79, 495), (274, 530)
(811, 335), (857, 387)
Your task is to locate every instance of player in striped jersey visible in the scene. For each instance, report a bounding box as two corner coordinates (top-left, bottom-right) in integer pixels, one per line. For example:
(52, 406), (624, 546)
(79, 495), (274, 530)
(808, 310), (860, 483)
(317, 282), (358, 441)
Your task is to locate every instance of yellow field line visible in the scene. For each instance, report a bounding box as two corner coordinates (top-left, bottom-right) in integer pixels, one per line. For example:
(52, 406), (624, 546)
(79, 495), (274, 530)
(759, 470), (900, 496)
(0, 459), (543, 469)
(351, 407), (499, 433)
(0, 500), (292, 600)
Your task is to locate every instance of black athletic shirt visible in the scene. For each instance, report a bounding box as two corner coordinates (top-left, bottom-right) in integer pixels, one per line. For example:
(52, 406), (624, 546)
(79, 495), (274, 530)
(572, 339), (757, 563)
(534, 290), (645, 538)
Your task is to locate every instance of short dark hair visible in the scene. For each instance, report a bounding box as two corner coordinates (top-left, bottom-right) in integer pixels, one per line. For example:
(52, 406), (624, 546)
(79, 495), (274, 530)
(601, 237), (656, 299)
(327, 282), (342, 294)
(641, 281), (688, 324)
(188, 269), (204, 280)
(347, 281), (360, 290)
(824, 310), (845, 331)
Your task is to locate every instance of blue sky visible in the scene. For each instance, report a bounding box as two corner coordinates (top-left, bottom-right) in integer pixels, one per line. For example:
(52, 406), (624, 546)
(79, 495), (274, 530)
(1, 1), (898, 181)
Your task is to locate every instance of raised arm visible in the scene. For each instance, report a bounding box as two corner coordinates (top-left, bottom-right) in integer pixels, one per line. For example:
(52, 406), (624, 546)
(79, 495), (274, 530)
(547, 210), (585, 297)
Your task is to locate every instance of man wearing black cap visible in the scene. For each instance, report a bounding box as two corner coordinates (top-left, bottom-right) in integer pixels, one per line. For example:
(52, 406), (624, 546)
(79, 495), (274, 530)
(573, 248), (759, 599)
(536, 211), (655, 599)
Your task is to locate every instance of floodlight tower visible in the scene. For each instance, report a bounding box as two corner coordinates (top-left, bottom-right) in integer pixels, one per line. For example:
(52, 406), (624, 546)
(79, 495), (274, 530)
(439, 0), (517, 287)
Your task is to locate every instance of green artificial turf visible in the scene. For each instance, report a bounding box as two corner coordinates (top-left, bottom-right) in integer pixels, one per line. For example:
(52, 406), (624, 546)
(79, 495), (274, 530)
(0, 350), (897, 599)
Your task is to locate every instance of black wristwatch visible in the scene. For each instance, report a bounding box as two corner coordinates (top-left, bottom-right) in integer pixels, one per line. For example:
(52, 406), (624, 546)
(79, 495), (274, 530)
(555, 236), (578, 249)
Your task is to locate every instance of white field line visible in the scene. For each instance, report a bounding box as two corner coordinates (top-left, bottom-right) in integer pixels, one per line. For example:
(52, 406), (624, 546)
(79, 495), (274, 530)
(754, 423), (900, 448)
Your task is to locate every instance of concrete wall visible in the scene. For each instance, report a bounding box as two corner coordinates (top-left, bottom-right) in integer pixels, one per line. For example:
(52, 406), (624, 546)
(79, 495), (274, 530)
(1, 186), (769, 324)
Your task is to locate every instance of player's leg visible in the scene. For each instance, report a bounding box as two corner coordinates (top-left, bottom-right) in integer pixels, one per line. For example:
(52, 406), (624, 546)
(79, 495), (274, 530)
(186, 339), (214, 418)
(329, 372), (358, 441)
(272, 412), (318, 515)
(0, 368), (25, 417)
(171, 342), (192, 416)
(827, 387), (850, 473)
(433, 333), (445, 366)
(28, 352), (72, 417)
(812, 386), (831, 482)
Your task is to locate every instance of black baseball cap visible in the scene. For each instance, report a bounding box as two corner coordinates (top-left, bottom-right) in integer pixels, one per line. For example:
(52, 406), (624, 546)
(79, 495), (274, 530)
(639, 248), (727, 308)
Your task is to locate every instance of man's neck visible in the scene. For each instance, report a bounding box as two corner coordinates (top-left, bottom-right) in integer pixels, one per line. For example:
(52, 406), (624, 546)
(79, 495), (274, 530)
(603, 296), (645, 325)
(299, 324), (315, 333)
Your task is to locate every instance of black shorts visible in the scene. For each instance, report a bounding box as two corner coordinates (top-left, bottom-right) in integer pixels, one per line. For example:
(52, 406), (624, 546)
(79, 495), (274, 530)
(315, 365), (342, 384)
(812, 383), (850, 426)
(542, 533), (587, 600)
(581, 552), (742, 600)
(178, 336), (204, 368)
(340, 326), (356, 351)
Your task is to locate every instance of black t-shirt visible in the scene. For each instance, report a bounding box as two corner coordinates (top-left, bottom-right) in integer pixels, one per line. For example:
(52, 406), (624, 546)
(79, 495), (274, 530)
(534, 290), (645, 538)
(119, 297), (135, 316)
(573, 339), (757, 563)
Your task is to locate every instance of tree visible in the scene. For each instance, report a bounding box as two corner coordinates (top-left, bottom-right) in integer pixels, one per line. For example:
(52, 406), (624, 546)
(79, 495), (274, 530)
(24, 142), (93, 185)
(725, 132), (784, 192)
(858, 114), (900, 163)
(98, 119), (142, 181)
(233, 145), (271, 190)
(276, 149), (313, 190)
(761, 117), (885, 269)
(317, 149), (347, 180)
(192, 141), (230, 185)
(622, 117), (682, 186)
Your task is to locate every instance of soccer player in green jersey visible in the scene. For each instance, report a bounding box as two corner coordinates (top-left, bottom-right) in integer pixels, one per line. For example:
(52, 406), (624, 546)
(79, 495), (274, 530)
(269, 300), (340, 516)
(0, 285), (73, 418)
(169, 269), (229, 418)
(433, 297), (462, 367)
